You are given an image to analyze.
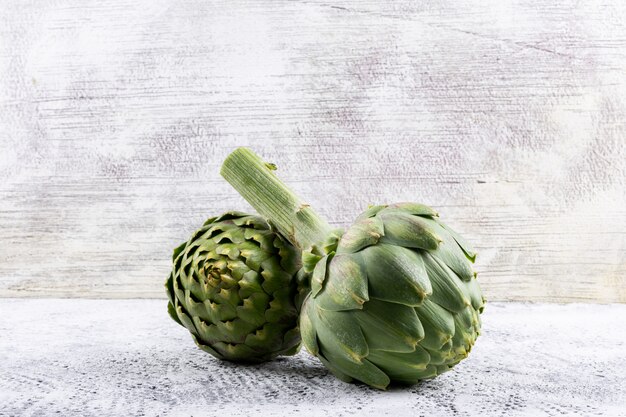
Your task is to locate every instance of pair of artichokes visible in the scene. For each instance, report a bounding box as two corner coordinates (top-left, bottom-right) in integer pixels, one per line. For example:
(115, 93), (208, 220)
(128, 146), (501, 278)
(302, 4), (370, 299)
(166, 148), (484, 389)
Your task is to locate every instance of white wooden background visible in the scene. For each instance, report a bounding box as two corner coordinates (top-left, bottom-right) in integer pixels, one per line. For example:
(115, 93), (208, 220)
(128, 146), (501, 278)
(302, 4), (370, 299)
(1, 0), (625, 302)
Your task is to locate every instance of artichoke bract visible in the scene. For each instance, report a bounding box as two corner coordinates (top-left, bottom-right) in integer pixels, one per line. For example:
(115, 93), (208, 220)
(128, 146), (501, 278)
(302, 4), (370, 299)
(221, 148), (485, 389)
(165, 211), (302, 363)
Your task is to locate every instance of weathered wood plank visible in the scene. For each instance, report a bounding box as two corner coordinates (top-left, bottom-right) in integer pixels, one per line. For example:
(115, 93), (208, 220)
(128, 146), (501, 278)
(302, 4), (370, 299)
(1, 0), (625, 301)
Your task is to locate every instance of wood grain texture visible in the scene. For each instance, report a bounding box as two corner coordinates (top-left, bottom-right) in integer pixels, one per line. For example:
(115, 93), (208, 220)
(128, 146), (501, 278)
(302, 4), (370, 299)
(0, 0), (625, 301)
(2, 300), (625, 416)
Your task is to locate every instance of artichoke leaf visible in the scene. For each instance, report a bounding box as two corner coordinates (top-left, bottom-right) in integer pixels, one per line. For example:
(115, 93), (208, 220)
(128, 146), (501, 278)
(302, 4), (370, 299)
(201, 216), (219, 226)
(193, 316), (223, 343)
(314, 307), (368, 363)
(215, 227), (246, 245)
(465, 276), (485, 311)
(182, 287), (211, 320)
(415, 299), (456, 336)
(355, 205), (387, 221)
(361, 244), (431, 306)
(265, 287), (298, 323)
(215, 211), (250, 223)
(274, 235), (301, 273)
(211, 285), (240, 310)
(318, 355), (355, 383)
(314, 254), (368, 311)
(172, 241), (188, 262)
(455, 305), (475, 330)
(423, 253), (471, 313)
(436, 220), (477, 262)
(238, 270), (264, 298)
(311, 253), (331, 297)
(384, 202), (439, 217)
(354, 299), (424, 352)
(422, 218), (474, 281)
(244, 228), (275, 252)
(211, 341), (260, 362)
(282, 327), (302, 354)
(215, 242), (241, 260)
(238, 241), (272, 271)
(165, 272), (176, 304)
(216, 318), (258, 343)
(425, 345), (455, 365)
(302, 250), (323, 274)
(390, 364), (439, 383)
(167, 301), (183, 326)
(336, 217), (384, 254)
(300, 297), (320, 356)
(260, 257), (292, 293)
(245, 322), (285, 351)
(416, 303), (455, 351)
(236, 292), (270, 326)
(452, 315), (476, 348)
(378, 211), (441, 250)
(366, 347), (431, 380)
(191, 334), (224, 360)
(204, 296), (237, 322)
(318, 348), (390, 390)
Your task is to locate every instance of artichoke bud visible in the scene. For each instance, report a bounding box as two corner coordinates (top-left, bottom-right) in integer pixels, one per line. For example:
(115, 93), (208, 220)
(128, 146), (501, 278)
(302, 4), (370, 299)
(165, 211), (303, 363)
(300, 203), (485, 389)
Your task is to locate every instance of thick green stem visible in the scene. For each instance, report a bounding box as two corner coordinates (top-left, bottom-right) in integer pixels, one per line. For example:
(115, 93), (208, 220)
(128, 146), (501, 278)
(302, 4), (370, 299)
(220, 147), (333, 250)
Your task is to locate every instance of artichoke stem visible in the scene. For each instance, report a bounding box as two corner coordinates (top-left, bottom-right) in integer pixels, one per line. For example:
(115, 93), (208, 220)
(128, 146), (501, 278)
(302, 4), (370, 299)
(221, 147), (333, 251)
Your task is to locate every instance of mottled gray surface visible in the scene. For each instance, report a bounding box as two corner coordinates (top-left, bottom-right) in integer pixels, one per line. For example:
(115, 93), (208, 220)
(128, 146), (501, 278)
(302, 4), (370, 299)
(1, 0), (626, 302)
(1, 299), (624, 416)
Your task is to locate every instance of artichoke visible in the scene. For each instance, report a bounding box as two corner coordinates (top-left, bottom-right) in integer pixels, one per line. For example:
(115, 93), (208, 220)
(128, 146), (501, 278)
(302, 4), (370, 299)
(299, 203), (484, 389)
(221, 148), (485, 389)
(165, 211), (302, 363)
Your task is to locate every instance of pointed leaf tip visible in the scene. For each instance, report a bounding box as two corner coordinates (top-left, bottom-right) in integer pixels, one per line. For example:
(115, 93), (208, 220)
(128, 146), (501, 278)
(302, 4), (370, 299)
(337, 217), (384, 253)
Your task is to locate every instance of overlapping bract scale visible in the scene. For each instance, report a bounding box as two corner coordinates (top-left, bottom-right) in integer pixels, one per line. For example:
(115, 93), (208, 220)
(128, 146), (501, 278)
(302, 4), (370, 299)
(300, 203), (485, 389)
(165, 211), (302, 363)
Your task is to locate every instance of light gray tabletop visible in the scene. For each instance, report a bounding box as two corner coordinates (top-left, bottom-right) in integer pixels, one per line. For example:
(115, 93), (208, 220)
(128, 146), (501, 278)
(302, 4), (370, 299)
(2, 299), (624, 416)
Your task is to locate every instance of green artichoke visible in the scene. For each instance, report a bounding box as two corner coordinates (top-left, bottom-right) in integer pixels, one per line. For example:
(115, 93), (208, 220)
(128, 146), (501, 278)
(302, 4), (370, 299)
(299, 203), (485, 389)
(221, 148), (485, 389)
(165, 211), (302, 363)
